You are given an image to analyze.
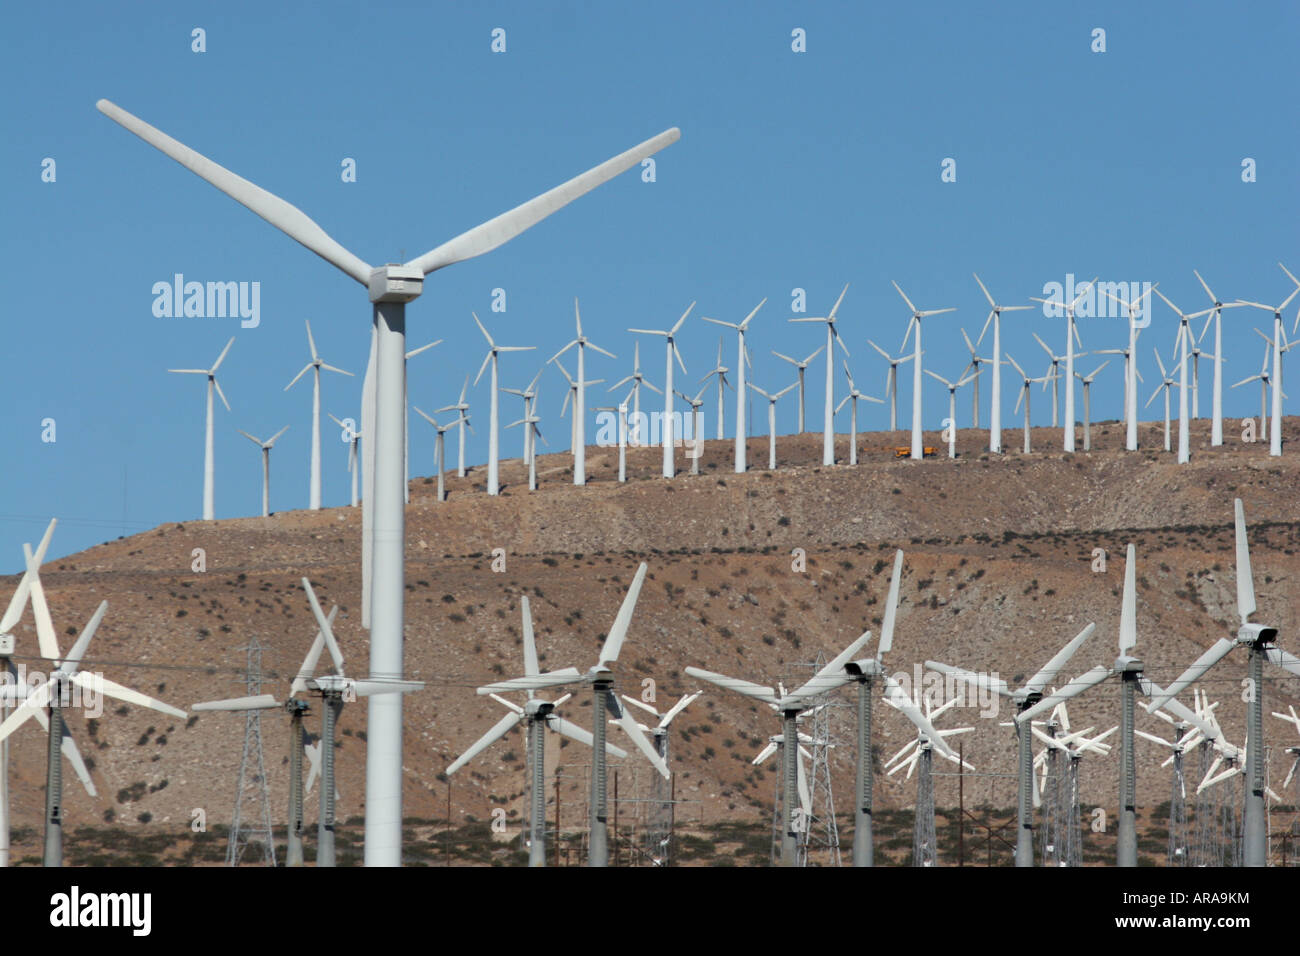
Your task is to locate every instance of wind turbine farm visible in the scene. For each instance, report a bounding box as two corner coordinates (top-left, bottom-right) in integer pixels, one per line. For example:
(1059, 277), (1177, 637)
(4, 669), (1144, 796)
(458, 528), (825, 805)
(3, 1), (1299, 900)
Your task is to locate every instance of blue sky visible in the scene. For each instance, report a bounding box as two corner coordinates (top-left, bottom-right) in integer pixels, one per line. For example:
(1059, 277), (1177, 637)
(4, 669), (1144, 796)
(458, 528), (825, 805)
(1, 1), (1296, 568)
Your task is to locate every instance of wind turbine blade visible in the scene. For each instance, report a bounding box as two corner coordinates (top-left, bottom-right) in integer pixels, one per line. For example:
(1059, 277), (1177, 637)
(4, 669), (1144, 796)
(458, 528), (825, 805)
(616, 710), (670, 778)
(446, 711), (524, 774)
(213, 377), (231, 413)
(23, 546), (61, 660)
(659, 691), (702, 728)
(1264, 647), (1300, 680)
(56, 600), (109, 677)
(192, 694), (281, 711)
(1119, 544), (1137, 653)
(878, 550), (904, 657)
(787, 631), (873, 703)
(1147, 639), (1237, 712)
(597, 562), (647, 667)
(350, 679), (425, 697)
(304, 741), (321, 794)
(891, 281), (918, 315)
(683, 667), (780, 706)
(1024, 623), (1097, 696)
(266, 424), (291, 445)
(0, 681), (51, 743)
(924, 661), (1011, 697)
(407, 127), (680, 275)
(291, 605), (339, 695)
(1018, 666), (1111, 724)
(61, 730), (97, 797)
(621, 694), (662, 720)
(0, 519), (56, 634)
(1234, 499), (1256, 623)
(78, 673), (186, 719)
(972, 273), (995, 308)
(548, 716), (628, 757)
(521, 596), (539, 677)
(477, 668), (584, 694)
(95, 100), (373, 284)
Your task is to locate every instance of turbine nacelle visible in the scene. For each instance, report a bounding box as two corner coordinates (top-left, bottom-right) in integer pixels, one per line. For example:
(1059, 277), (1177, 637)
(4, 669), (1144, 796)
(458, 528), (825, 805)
(368, 264), (424, 304)
(1114, 654), (1144, 674)
(1238, 622), (1278, 646)
(524, 699), (555, 718)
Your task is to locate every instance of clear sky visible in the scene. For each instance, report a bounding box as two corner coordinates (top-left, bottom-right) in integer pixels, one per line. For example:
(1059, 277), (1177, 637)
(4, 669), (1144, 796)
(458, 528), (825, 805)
(2, 0), (1296, 569)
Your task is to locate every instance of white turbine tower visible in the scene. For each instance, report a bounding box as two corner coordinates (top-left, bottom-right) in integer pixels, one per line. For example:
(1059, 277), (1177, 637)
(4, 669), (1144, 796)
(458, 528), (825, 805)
(747, 382), (796, 470)
(473, 312), (535, 497)
(866, 340), (915, 432)
(789, 285), (851, 466)
(168, 336), (234, 521)
(893, 282), (955, 460)
(435, 377), (472, 478)
(413, 408), (468, 502)
(837, 361), (884, 465)
(285, 320), (353, 511)
(1073, 360), (1110, 452)
(552, 299), (617, 485)
(973, 273), (1032, 454)
(702, 299), (765, 473)
(925, 369), (975, 458)
(1099, 284), (1159, 451)
(1237, 278), (1299, 457)
(1030, 277), (1095, 450)
(96, 97), (678, 864)
(237, 425), (290, 517)
(699, 338), (732, 440)
(629, 303), (693, 479)
(772, 345), (825, 433)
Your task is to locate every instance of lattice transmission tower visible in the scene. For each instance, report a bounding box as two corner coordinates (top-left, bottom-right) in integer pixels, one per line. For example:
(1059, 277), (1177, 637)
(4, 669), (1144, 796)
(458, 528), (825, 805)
(226, 637), (277, 866)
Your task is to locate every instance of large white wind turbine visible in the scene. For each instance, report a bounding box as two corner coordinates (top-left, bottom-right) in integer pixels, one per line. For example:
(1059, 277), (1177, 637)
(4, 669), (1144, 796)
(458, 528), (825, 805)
(285, 320), (353, 511)
(699, 338), (732, 440)
(925, 369), (975, 458)
(789, 285), (851, 466)
(747, 382), (796, 470)
(97, 97), (678, 865)
(837, 360), (884, 465)
(702, 300), (765, 473)
(973, 273), (1032, 454)
(866, 339), (915, 431)
(629, 303), (693, 478)
(552, 299), (617, 485)
(1237, 277), (1299, 457)
(1073, 360), (1110, 452)
(1030, 277), (1095, 451)
(435, 377), (472, 478)
(237, 425), (290, 517)
(168, 336), (234, 521)
(685, 628), (874, 867)
(893, 281), (954, 449)
(1100, 284), (1159, 451)
(1147, 499), (1300, 867)
(473, 313), (534, 496)
(772, 345), (825, 433)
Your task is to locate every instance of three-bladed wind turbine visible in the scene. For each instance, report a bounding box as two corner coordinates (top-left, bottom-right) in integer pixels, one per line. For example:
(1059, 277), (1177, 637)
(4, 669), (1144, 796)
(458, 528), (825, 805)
(479, 563), (667, 867)
(747, 382), (796, 470)
(1231, 343), (1279, 443)
(837, 361), (884, 465)
(674, 385), (708, 475)
(1148, 499), (1300, 867)
(702, 300), (764, 473)
(0, 546), (186, 866)
(435, 376), (472, 478)
(1237, 276), (1299, 457)
(285, 320), (353, 510)
(618, 691), (702, 767)
(413, 408), (468, 501)
(1145, 348), (1181, 453)
(1095, 337), (1145, 433)
(327, 413), (361, 507)
(449, 595), (612, 867)
(593, 386), (634, 482)
(1099, 284), (1159, 451)
(772, 345), (825, 434)
(699, 337), (732, 440)
(608, 341), (661, 446)
(1073, 360), (1110, 451)
(894, 282), (956, 460)
(790, 285), (851, 466)
(1191, 269), (1244, 446)
(552, 299), (617, 484)
(752, 732), (816, 852)
(554, 358), (607, 456)
(925, 369), (975, 458)
(1005, 354), (1047, 454)
(973, 273), (1032, 454)
(297, 579), (422, 865)
(928, 621), (1098, 866)
(502, 369), (544, 469)
(98, 97), (677, 864)
(506, 404), (547, 491)
(1155, 291), (1212, 464)
(402, 338), (441, 505)
(959, 328), (992, 429)
(686, 627), (874, 866)
(193, 603), (341, 866)
(473, 313), (535, 497)
(629, 303), (693, 478)
(237, 426), (290, 517)
(169, 336), (234, 521)
(866, 339), (915, 432)
(1031, 277), (1095, 450)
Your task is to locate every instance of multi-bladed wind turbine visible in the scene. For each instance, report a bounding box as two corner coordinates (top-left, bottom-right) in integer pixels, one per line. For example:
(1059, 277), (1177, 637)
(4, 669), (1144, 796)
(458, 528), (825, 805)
(686, 627), (874, 867)
(928, 620), (1098, 866)
(1099, 284), (1159, 451)
(1145, 348), (1181, 453)
(506, 405), (547, 491)
(837, 360), (883, 465)
(959, 328), (992, 429)
(472, 313), (535, 496)
(747, 381), (796, 470)
(552, 299), (616, 485)
(502, 369), (545, 470)
(285, 320), (353, 510)
(973, 273), (1032, 454)
(674, 385), (708, 475)
(608, 341), (661, 447)
(1005, 354), (1047, 454)
(925, 369), (975, 458)
(1148, 499), (1298, 867)
(237, 426), (290, 517)
(894, 281), (956, 460)
(435, 376), (473, 479)
(1237, 274), (1299, 457)
(1031, 277), (1095, 450)
(772, 345), (825, 434)
(790, 285), (852, 466)
(413, 408), (469, 501)
(1190, 269), (1244, 447)
(1073, 360), (1110, 452)
(702, 300), (764, 473)
(168, 336), (235, 521)
(554, 358), (606, 456)
(326, 413), (362, 508)
(629, 304), (693, 478)
(699, 338), (732, 440)
(1231, 342), (1279, 443)
(98, 98), (677, 865)
(867, 339), (915, 432)
(1154, 290), (1213, 464)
